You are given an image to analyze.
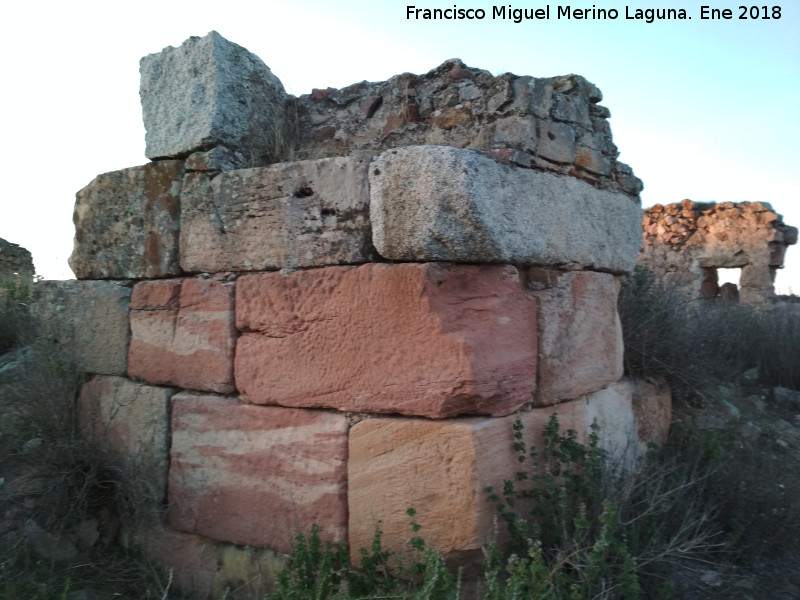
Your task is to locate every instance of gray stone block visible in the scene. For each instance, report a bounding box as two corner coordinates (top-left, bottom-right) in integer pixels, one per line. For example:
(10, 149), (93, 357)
(31, 280), (131, 376)
(69, 161), (184, 280)
(369, 146), (642, 273)
(180, 156), (375, 273)
(140, 31), (287, 165)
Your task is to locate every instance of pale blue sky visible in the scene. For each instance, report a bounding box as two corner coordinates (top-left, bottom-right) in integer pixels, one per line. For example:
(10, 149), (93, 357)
(2, 0), (798, 291)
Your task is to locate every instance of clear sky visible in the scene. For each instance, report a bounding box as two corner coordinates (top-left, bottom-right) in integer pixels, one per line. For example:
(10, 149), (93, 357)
(2, 0), (798, 292)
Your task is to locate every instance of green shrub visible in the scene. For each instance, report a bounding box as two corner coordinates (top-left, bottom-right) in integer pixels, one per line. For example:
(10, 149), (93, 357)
(269, 515), (459, 600)
(486, 415), (726, 600)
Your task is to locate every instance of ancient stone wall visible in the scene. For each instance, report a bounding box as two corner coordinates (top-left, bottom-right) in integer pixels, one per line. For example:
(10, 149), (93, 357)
(33, 32), (669, 598)
(0, 238), (35, 280)
(638, 200), (797, 303)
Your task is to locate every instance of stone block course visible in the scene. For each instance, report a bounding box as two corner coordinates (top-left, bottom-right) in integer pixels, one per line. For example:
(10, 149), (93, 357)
(168, 392), (349, 554)
(180, 156), (374, 273)
(369, 146), (642, 273)
(69, 160), (184, 279)
(31, 280), (131, 375)
(128, 276), (236, 394)
(78, 375), (173, 500)
(235, 262), (538, 418)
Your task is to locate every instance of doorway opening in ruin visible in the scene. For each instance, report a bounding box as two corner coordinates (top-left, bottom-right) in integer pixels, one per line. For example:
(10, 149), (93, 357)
(701, 267), (741, 302)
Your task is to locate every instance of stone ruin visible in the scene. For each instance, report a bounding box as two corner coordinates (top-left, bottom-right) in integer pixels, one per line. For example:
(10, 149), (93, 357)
(31, 32), (671, 598)
(0, 238), (35, 281)
(638, 200), (798, 303)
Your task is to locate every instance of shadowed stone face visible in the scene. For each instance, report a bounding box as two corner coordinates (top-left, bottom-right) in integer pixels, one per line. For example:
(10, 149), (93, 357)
(69, 160), (184, 280)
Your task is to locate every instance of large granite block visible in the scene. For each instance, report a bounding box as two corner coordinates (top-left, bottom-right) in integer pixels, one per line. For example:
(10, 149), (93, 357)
(369, 146), (641, 273)
(140, 31), (287, 166)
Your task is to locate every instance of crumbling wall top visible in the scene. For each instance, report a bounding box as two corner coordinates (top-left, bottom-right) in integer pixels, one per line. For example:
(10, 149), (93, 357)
(139, 31), (642, 199)
(0, 238), (35, 280)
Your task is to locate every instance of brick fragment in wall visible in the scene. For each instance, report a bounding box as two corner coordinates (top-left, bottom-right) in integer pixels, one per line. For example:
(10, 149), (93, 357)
(348, 379), (650, 568)
(528, 269), (624, 405)
(127, 277), (235, 394)
(369, 146), (642, 273)
(69, 160), (184, 279)
(31, 280), (131, 376)
(78, 375), (173, 502)
(235, 262), (537, 418)
(168, 393), (348, 554)
(180, 156), (375, 273)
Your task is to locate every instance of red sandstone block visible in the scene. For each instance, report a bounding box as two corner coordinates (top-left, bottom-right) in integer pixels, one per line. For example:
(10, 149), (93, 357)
(348, 378), (657, 567)
(530, 269), (624, 405)
(128, 277), (236, 393)
(234, 263), (538, 419)
(168, 392), (349, 554)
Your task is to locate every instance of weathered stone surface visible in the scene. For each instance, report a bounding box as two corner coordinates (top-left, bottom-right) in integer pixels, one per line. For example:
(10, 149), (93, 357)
(235, 263), (537, 418)
(370, 146), (641, 273)
(348, 379), (648, 566)
(291, 62), (641, 197)
(78, 375), (173, 500)
(133, 523), (220, 600)
(127, 276), (236, 394)
(31, 280), (131, 375)
(69, 160), (184, 279)
(638, 200), (797, 302)
(527, 269), (624, 404)
(180, 156), (374, 273)
(168, 393), (349, 554)
(140, 31), (287, 166)
(0, 238), (35, 280)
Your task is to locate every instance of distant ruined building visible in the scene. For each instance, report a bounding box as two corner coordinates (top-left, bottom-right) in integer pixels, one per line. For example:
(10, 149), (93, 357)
(638, 200), (797, 303)
(0, 238), (34, 280)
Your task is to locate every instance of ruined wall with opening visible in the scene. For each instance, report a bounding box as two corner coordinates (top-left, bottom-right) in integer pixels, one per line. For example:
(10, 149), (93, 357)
(32, 32), (671, 598)
(638, 200), (798, 303)
(0, 238), (34, 280)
